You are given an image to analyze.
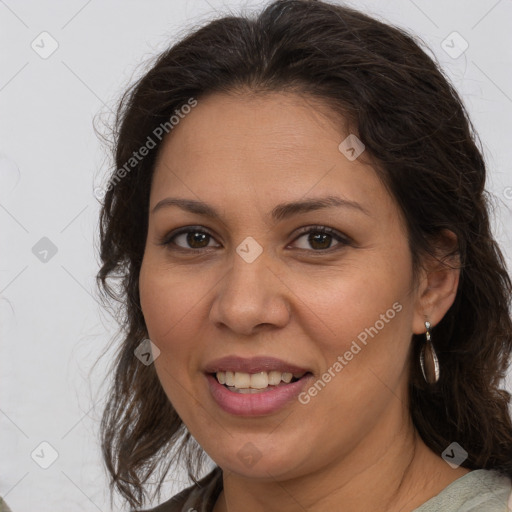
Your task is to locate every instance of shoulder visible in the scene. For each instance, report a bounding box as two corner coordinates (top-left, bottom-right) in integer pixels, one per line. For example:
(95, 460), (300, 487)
(134, 466), (223, 512)
(413, 469), (512, 512)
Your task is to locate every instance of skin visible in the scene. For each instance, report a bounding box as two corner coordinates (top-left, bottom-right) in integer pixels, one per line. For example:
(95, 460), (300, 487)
(138, 91), (468, 512)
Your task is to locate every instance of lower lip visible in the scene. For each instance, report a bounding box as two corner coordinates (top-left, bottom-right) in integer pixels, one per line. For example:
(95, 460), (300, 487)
(205, 373), (313, 416)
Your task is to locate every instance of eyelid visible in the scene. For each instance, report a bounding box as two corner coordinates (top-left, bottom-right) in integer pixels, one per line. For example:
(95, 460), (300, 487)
(159, 224), (352, 252)
(290, 225), (352, 252)
(158, 225), (220, 249)
(292, 225), (351, 244)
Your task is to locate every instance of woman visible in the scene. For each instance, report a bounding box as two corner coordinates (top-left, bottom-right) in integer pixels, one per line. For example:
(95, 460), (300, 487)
(96, 1), (512, 510)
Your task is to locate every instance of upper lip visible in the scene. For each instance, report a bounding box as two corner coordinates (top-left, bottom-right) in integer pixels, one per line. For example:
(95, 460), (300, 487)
(204, 356), (311, 375)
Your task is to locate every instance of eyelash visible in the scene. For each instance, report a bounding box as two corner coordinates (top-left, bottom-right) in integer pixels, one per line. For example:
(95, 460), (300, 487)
(158, 225), (352, 254)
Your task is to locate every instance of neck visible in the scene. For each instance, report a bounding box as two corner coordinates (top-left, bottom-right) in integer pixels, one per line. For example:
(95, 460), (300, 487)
(213, 406), (469, 512)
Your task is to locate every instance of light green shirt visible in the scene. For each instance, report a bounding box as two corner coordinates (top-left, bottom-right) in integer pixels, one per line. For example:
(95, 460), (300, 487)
(412, 469), (512, 512)
(135, 467), (512, 511)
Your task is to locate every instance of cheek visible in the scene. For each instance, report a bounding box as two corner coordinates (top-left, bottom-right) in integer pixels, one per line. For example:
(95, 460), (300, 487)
(292, 256), (412, 348)
(139, 257), (203, 341)
(138, 259), (205, 387)
(294, 261), (414, 413)
(139, 261), (205, 414)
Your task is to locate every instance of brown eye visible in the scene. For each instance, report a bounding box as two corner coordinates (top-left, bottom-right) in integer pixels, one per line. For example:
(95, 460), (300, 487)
(182, 231), (210, 249)
(160, 225), (351, 253)
(291, 226), (350, 252)
(160, 227), (220, 250)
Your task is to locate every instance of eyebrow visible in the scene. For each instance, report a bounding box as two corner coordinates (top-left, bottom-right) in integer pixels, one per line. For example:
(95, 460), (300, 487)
(151, 195), (370, 222)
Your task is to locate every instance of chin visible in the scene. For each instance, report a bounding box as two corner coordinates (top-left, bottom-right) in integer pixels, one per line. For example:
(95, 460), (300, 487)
(208, 442), (309, 481)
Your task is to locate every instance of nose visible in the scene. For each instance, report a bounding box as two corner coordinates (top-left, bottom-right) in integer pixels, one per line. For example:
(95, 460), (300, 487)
(209, 247), (292, 337)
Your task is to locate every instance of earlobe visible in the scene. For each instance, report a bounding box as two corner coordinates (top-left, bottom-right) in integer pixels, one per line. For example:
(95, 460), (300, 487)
(412, 230), (460, 334)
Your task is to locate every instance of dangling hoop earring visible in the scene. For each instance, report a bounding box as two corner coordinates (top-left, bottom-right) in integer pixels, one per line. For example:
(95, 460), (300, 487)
(420, 321), (440, 384)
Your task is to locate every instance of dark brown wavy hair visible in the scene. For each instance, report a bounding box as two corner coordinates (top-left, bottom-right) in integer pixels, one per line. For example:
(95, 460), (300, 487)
(95, 0), (512, 508)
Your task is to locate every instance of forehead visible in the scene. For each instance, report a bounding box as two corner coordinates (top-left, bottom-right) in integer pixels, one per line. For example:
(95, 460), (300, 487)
(150, 91), (399, 225)
(156, 91), (346, 163)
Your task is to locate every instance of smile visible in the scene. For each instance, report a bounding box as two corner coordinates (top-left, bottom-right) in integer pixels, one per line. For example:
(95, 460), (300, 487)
(205, 371), (313, 416)
(214, 370), (307, 393)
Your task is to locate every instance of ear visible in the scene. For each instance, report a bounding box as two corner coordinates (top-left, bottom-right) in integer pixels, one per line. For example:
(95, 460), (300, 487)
(412, 229), (460, 335)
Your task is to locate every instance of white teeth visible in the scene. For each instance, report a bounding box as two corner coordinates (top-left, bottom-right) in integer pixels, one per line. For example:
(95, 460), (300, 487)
(281, 372), (293, 383)
(215, 370), (305, 389)
(225, 371), (235, 387)
(250, 372), (268, 389)
(268, 370), (282, 386)
(234, 372), (251, 389)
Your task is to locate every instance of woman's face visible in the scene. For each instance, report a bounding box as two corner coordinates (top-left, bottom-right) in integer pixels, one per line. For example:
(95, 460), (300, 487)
(139, 91), (426, 480)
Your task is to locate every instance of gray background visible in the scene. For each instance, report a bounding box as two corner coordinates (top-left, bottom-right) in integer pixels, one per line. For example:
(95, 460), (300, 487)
(1, 0), (511, 510)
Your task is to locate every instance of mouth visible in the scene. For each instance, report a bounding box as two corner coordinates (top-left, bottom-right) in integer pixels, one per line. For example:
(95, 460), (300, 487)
(208, 370), (312, 394)
(203, 355), (314, 415)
